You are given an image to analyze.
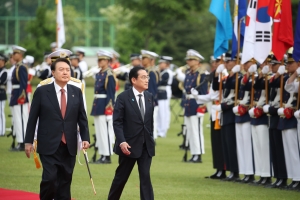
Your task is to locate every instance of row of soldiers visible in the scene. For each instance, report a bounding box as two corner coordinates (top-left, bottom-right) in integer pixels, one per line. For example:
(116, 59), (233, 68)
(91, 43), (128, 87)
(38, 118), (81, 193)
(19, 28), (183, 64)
(0, 46), (176, 166)
(186, 48), (300, 191)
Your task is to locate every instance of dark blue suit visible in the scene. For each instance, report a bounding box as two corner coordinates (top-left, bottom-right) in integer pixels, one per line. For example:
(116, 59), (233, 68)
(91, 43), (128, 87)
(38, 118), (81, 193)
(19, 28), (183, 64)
(108, 88), (155, 200)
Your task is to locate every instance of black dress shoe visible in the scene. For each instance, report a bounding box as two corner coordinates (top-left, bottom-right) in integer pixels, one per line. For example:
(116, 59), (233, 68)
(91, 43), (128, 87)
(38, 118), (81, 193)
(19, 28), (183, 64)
(284, 181), (300, 190)
(241, 175), (255, 183)
(188, 155), (202, 163)
(260, 177), (272, 186)
(266, 179), (287, 189)
(249, 177), (264, 185)
(210, 170), (226, 179)
(222, 172), (240, 182)
(205, 170), (218, 179)
(10, 143), (25, 151)
(92, 155), (111, 164)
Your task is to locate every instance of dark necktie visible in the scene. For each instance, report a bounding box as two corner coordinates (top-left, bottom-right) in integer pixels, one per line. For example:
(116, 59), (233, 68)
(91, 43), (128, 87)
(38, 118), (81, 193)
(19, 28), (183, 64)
(138, 94), (144, 121)
(61, 89), (67, 144)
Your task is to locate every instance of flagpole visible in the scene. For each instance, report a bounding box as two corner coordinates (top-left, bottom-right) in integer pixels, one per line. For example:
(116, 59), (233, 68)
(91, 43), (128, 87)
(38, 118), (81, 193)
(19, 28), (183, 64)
(265, 70), (269, 104)
(56, 0), (58, 48)
(280, 59), (284, 107)
(235, 17), (244, 106)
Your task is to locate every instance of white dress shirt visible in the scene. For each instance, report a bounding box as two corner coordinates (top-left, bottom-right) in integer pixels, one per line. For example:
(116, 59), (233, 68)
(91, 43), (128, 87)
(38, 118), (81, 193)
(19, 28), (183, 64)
(132, 86), (145, 113)
(54, 81), (68, 108)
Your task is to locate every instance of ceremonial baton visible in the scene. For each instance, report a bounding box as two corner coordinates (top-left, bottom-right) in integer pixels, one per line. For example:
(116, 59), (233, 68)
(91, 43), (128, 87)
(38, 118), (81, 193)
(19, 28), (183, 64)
(83, 149), (97, 195)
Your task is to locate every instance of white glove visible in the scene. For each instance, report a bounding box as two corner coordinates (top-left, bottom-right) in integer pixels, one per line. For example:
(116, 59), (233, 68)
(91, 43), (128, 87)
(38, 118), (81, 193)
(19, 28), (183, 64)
(277, 108), (284, 116)
(248, 64), (257, 74)
(294, 110), (300, 119)
(231, 65), (241, 73)
(263, 104), (270, 113)
(216, 64), (225, 73)
(232, 106), (239, 114)
(197, 112), (205, 117)
(191, 88), (199, 96)
(297, 67), (300, 76)
(212, 105), (221, 112)
(248, 107), (255, 118)
(277, 65), (285, 75)
(261, 65), (269, 75)
(106, 115), (112, 121)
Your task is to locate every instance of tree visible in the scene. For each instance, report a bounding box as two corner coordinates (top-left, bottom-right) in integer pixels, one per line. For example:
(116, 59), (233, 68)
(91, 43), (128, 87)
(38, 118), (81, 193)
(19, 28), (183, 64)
(101, 1), (214, 66)
(20, 7), (55, 63)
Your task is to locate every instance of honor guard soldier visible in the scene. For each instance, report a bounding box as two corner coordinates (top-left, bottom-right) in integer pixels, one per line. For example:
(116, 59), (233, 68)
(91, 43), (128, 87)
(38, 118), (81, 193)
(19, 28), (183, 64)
(192, 55), (227, 178)
(115, 53), (141, 91)
(110, 50), (121, 70)
(76, 48), (88, 88)
(10, 46), (29, 151)
(183, 49), (208, 163)
(0, 54), (8, 136)
(157, 56), (173, 138)
(91, 50), (116, 164)
(232, 57), (255, 183)
(70, 54), (83, 81)
(36, 52), (52, 80)
(141, 50), (159, 140)
(263, 54), (288, 188)
(212, 53), (240, 181)
(248, 58), (271, 185)
(50, 42), (57, 52)
(23, 55), (35, 102)
(278, 48), (300, 190)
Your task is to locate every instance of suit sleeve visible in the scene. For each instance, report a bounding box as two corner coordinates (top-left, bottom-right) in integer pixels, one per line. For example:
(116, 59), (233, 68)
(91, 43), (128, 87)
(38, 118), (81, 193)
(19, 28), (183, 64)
(24, 87), (41, 143)
(0, 71), (7, 84)
(77, 90), (90, 142)
(38, 69), (50, 80)
(148, 71), (157, 97)
(113, 95), (126, 144)
(106, 75), (116, 109)
(18, 66), (28, 100)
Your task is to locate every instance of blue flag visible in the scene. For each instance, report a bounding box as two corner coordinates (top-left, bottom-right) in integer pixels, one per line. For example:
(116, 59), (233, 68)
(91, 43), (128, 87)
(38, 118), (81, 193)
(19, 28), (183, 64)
(231, 0), (247, 59)
(209, 0), (233, 58)
(293, 1), (300, 62)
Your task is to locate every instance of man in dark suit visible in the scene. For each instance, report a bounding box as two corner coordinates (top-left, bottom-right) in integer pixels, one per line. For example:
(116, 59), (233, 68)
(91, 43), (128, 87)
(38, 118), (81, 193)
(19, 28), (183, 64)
(24, 57), (90, 200)
(108, 66), (155, 200)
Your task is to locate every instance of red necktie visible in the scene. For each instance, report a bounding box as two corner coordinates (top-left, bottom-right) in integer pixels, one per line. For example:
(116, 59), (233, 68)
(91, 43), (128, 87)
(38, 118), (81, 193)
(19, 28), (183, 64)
(60, 89), (67, 144)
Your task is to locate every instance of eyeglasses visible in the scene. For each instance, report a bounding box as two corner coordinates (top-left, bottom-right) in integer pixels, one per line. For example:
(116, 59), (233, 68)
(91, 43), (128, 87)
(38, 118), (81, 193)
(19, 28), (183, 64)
(138, 75), (150, 80)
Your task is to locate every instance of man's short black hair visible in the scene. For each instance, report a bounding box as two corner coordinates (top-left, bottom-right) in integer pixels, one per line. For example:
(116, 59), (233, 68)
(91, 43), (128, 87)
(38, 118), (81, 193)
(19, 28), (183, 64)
(51, 58), (71, 71)
(129, 66), (146, 85)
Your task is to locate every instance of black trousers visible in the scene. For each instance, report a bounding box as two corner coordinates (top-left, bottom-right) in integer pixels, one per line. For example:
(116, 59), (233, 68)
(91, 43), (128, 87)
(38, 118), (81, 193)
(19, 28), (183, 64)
(221, 123), (239, 173)
(39, 143), (76, 200)
(269, 128), (287, 179)
(210, 120), (225, 170)
(108, 144), (154, 200)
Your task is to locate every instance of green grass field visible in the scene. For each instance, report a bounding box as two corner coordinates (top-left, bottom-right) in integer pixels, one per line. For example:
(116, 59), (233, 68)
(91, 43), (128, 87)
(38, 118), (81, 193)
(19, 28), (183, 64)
(0, 86), (299, 199)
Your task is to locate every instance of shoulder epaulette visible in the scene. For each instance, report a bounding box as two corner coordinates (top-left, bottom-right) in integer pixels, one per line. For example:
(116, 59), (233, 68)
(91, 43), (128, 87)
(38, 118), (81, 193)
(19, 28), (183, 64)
(106, 69), (113, 76)
(39, 78), (53, 86)
(70, 77), (81, 83)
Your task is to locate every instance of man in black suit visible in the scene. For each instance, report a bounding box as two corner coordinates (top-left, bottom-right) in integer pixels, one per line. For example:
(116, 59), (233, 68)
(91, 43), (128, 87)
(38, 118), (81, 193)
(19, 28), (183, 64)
(24, 57), (90, 200)
(108, 66), (155, 200)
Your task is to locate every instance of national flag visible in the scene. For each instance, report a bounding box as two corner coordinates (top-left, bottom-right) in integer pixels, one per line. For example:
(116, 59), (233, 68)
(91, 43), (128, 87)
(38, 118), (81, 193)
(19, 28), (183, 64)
(231, 0), (247, 60)
(241, 0), (257, 64)
(293, 2), (300, 62)
(56, 0), (65, 48)
(268, 0), (293, 61)
(253, 0), (272, 64)
(209, 0), (233, 58)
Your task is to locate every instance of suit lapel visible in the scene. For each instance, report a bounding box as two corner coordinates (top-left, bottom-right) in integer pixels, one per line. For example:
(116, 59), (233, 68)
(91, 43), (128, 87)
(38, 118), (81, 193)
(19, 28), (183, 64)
(47, 83), (62, 119)
(65, 84), (74, 119)
(128, 89), (143, 122)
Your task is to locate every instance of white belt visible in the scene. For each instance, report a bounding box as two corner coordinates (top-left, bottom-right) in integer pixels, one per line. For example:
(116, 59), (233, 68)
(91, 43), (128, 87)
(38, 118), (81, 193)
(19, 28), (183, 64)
(12, 85), (20, 89)
(185, 94), (195, 99)
(0, 85), (5, 89)
(158, 86), (166, 90)
(94, 94), (107, 98)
